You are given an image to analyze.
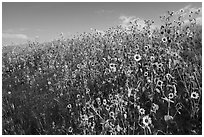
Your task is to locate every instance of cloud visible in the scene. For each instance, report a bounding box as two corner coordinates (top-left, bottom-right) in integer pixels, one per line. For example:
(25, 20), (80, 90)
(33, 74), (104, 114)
(18, 28), (28, 32)
(2, 33), (29, 39)
(36, 28), (45, 32)
(183, 4), (192, 11)
(119, 15), (136, 27)
(196, 16), (202, 24)
(96, 9), (113, 14)
(119, 15), (158, 30)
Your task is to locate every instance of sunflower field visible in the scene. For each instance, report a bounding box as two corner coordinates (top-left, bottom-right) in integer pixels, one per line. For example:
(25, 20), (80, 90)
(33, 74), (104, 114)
(2, 9), (202, 135)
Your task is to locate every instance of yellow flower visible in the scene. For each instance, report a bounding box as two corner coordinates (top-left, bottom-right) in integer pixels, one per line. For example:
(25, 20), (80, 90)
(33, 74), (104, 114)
(157, 80), (163, 87)
(144, 72), (148, 77)
(144, 45), (149, 51)
(150, 56), (155, 62)
(157, 63), (163, 68)
(106, 105), (110, 111)
(134, 54), (142, 62)
(152, 103), (159, 110)
(109, 111), (115, 117)
(142, 115), (152, 127)
(191, 91), (199, 99)
(168, 93), (174, 99)
(139, 108), (145, 115)
(109, 63), (116, 72)
(180, 9), (184, 13)
(162, 37), (167, 43)
(68, 127), (73, 132)
(135, 44), (140, 50)
(103, 99), (107, 105)
(67, 104), (72, 109)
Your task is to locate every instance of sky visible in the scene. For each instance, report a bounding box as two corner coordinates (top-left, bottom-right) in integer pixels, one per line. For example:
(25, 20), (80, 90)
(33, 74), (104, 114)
(2, 2), (202, 46)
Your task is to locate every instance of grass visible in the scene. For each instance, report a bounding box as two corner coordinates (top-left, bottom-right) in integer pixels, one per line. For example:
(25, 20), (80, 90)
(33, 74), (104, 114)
(2, 10), (202, 135)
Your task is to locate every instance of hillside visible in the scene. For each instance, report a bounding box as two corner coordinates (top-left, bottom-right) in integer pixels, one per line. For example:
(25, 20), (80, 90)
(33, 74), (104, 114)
(2, 11), (202, 135)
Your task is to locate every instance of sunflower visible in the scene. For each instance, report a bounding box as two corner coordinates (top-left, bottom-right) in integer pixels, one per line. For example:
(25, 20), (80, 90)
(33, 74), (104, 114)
(191, 91), (199, 99)
(144, 71), (148, 77)
(109, 94), (113, 100)
(152, 103), (159, 112)
(168, 93), (174, 99)
(106, 105), (110, 111)
(144, 45), (149, 51)
(135, 44), (140, 50)
(157, 63), (163, 69)
(180, 9), (184, 13)
(157, 80), (163, 87)
(48, 81), (51, 85)
(103, 99), (107, 105)
(139, 108), (146, 115)
(197, 8), (201, 13)
(109, 63), (117, 72)
(150, 56), (155, 62)
(68, 127), (73, 132)
(67, 104), (72, 109)
(142, 115), (152, 127)
(134, 54), (142, 62)
(162, 37), (167, 43)
(109, 111), (115, 118)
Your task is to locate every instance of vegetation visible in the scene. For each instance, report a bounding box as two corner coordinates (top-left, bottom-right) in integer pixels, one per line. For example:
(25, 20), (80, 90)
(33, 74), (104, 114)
(2, 9), (202, 135)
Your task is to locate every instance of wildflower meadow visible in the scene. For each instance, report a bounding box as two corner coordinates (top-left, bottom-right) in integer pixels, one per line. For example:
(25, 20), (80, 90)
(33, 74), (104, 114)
(2, 8), (202, 135)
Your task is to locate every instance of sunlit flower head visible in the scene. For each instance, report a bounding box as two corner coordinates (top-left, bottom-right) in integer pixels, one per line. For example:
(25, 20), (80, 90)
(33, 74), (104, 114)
(139, 108), (145, 115)
(157, 63), (163, 68)
(179, 9), (184, 13)
(144, 45), (149, 51)
(109, 94), (113, 100)
(142, 115), (152, 127)
(109, 111), (115, 117)
(135, 44), (140, 50)
(162, 37), (167, 43)
(67, 104), (72, 109)
(150, 56), (155, 62)
(152, 103), (159, 111)
(134, 54), (142, 62)
(157, 80), (163, 87)
(68, 127), (73, 132)
(103, 99), (107, 105)
(106, 105), (110, 111)
(109, 63), (116, 72)
(191, 91), (199, 99)
(168, 93), (174, 99)
(197, 8), (201, 13)
(144, 72), (148, 77)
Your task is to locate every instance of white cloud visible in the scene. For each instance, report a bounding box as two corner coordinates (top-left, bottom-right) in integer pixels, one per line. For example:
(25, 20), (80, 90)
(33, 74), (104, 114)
(3, 28), (28, 33)
(196, 16), (202, 25)
(183, 4), (192, 11)
(2, 33), (29, 39)
(119, 15), (136, 27)
(119, 15), (158, 30)
(96, 9), (113, 14)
